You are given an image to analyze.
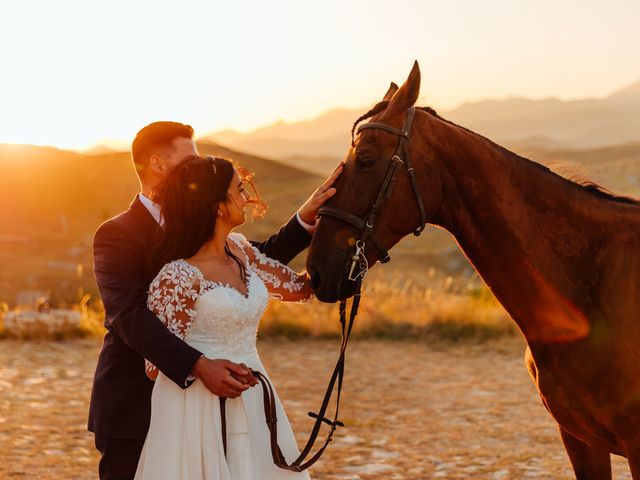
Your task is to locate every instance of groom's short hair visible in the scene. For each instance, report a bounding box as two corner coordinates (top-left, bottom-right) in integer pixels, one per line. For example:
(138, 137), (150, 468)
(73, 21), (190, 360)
(131, 121), (194, 175)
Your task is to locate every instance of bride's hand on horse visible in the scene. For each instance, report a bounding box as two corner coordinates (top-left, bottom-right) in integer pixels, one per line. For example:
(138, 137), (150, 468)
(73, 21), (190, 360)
(297, 162), (344, 226)
(193, 357), (257, 398)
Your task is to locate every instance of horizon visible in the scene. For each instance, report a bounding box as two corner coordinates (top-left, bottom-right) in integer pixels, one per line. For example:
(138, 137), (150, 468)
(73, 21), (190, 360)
(5, 76), (639, 154)
(1, 0), (638, 151)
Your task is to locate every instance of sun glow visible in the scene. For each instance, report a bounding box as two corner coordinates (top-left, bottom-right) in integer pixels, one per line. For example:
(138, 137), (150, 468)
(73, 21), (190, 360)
(0, 0), (638, 151)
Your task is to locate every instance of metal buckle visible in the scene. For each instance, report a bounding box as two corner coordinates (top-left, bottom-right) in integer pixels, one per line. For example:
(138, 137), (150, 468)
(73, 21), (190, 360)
(348, 240), (369, 281)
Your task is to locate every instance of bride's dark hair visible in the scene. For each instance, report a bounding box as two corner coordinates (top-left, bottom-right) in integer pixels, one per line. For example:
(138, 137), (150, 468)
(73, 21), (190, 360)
(152, 155), (265, 277)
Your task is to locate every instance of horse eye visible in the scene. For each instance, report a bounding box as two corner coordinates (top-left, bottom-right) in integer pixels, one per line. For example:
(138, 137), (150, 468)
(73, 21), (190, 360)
(356, 155), (376, 168)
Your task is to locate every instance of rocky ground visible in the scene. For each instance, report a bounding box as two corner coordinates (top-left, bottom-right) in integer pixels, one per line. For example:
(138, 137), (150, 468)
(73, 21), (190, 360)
(0, 339), (633, 479)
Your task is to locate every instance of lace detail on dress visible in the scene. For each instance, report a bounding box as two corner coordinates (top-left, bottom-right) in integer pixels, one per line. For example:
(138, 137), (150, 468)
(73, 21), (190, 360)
(145, 260), (202, 379)
(147, 262), (200, 336)
(228, 232), (313, 302)
(144, 234), (313, 380)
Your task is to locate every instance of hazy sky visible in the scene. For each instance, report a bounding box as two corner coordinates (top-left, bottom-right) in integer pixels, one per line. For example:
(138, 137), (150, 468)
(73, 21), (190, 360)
(0, 0), (638, 150)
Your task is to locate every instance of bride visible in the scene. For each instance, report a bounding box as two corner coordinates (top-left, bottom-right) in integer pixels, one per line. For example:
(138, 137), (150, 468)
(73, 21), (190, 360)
(135, 155), (312, 479)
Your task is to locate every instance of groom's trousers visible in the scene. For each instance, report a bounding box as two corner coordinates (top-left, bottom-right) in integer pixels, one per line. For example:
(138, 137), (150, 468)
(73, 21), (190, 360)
(95, 436), (145, 480)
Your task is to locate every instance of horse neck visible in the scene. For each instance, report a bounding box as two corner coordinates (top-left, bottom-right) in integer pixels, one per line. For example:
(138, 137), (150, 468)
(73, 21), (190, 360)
(425, 118), (628, 344)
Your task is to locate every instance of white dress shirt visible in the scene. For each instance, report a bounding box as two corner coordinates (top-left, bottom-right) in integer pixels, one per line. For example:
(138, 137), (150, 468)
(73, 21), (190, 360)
(138, 193), (163, 225)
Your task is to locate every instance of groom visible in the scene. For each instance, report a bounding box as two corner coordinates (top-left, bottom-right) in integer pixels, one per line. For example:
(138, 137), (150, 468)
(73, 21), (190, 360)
(90, 121), (342, 479)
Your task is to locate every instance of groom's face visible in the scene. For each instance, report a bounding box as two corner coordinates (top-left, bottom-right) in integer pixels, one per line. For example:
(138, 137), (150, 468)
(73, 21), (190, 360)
(161, 137), (198, 177)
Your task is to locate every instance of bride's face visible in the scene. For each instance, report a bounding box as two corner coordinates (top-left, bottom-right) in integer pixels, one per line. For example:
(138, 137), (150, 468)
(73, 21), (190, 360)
(220, 168), (250, 227)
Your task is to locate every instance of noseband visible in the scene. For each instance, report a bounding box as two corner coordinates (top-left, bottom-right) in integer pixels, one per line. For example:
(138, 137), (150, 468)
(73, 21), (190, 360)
(317, 106), (427, 280)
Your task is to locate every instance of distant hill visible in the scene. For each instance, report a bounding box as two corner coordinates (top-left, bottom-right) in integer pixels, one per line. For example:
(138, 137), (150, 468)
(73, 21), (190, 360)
(509, 142), (640, 200)
(445, 84), (640, 150)
(209, 108), (358, 145)
(201, 109), (356, 167)
(0, 142), (322, 304)
(81, 139), (130, 155)
(0, 142), (321, 238)
(205, 134), (349, 167)
(278, 155), (343, 177)
(203, 79), (640, 175)
(83, 145), (121, 156)
(606, 79), (640, 104)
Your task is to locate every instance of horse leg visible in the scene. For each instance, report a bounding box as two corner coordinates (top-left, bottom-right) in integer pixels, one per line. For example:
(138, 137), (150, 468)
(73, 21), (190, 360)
(559, 427), (611, 480)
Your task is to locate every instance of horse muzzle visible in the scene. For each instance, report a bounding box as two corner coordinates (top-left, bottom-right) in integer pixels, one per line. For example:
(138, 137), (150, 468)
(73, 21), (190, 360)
(307, 255), (359, 303)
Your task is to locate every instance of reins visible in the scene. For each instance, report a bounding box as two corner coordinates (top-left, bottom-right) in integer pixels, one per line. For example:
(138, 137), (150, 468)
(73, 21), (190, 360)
(219, 105), (425, 472)
(219, 278), (361, 472)
(251, 277), (361, 471)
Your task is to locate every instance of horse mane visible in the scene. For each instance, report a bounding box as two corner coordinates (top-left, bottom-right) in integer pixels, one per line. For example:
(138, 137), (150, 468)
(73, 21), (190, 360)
(418, 107), (640, 206)
(350, 102), (640, 206)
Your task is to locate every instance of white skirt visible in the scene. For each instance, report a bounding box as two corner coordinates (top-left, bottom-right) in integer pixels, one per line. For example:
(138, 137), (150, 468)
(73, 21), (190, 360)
(135, 353), (310, 480)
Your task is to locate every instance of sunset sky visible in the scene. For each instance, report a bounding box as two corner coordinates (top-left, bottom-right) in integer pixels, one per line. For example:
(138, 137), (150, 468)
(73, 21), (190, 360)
(0, 0), (638, 150)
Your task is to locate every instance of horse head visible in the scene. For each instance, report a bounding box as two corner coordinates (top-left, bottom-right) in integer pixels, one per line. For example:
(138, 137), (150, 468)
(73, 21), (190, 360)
(307, 62), (447, 302)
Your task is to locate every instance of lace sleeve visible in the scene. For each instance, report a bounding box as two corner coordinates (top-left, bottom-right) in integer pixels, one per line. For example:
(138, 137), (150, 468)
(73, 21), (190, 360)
(229, 232), (313, 302)
(144, 260), (201, 380)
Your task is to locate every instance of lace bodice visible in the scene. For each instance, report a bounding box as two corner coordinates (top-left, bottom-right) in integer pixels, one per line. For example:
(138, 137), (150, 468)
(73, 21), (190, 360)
(145, 232), (312, 379)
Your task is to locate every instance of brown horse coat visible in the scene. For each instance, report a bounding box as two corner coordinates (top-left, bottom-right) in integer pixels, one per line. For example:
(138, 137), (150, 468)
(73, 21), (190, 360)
(307, 62), (640, 479)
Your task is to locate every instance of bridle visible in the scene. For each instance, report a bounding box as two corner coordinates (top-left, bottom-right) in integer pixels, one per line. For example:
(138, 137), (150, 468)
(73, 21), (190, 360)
(219, 106), (428, 473)
(317, 106), (427, 281)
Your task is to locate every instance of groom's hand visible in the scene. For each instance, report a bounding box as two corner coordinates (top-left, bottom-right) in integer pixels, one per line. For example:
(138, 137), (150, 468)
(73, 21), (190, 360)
(297, 162), (344, 226)
(235, 362), (259, 387)
(192, 357), (256, 398)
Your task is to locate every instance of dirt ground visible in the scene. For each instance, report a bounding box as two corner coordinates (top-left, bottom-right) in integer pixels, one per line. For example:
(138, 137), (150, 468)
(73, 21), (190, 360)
(0, 339), (633, 479)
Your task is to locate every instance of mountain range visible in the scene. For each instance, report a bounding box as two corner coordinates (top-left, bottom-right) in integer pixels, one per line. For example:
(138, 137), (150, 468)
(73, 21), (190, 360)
(203, 79), (640, 175)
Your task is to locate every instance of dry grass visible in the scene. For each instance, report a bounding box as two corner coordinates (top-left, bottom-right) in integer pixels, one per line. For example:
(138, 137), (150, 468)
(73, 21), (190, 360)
(0, 294), (105, 341)
(261, 272), (516, 341)
(1, 276), (516, 343)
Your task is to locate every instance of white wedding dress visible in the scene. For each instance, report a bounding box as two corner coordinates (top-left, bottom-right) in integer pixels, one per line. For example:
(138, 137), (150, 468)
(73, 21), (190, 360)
(135, 233), (312, 480)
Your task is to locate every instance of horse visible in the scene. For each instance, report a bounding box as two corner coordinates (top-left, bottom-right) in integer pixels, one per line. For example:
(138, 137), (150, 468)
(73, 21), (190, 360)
(306, 61), (640, 479)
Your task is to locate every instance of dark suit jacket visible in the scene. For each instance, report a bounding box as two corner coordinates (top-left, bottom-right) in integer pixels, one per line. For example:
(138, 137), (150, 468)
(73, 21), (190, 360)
(89, 195), (311, 439)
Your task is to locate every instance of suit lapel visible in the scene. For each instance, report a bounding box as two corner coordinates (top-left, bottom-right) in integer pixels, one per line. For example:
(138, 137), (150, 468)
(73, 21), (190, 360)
(129, 195), (162, 238)
(128, 195), (165, 279)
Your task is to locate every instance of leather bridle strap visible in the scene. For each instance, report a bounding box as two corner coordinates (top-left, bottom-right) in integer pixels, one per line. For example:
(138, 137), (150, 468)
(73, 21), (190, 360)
(317, 106), (427, 265)
(312, 207), (390, 260)
(357, 106), (425, 237)
(219, 397), (227, 457)
(358, 123), (409, 138)
(400, 109), (426, 235)
(222, 278), (361, 472)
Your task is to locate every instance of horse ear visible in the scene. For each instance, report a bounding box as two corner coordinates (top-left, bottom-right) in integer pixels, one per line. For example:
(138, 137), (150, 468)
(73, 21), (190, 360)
(387, 61), (421, 113)
(383, 82), (399, 101)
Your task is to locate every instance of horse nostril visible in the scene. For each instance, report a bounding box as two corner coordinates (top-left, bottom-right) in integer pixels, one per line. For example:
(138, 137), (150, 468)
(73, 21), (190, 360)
(308, 265), (321, 293)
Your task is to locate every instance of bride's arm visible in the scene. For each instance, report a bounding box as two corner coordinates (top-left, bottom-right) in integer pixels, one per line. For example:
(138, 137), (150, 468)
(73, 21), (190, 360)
(145, 261), (201, 380)
(229, 232), (313, 303)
